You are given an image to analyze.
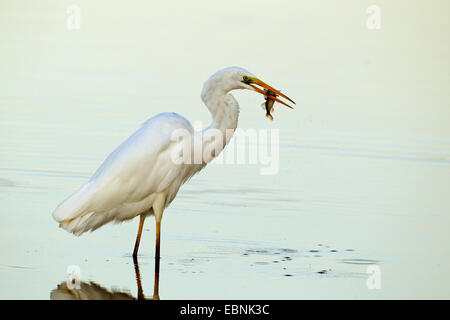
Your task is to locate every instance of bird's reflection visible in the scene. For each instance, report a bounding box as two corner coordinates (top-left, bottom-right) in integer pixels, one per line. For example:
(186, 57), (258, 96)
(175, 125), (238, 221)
(50, 257), (160, 300)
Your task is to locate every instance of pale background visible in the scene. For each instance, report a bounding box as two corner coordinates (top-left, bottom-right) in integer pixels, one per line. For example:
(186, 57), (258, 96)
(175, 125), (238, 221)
(0, 0), (449, 299)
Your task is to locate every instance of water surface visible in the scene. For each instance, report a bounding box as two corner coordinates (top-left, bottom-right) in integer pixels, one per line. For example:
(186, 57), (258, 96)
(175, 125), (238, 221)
(1, 1), (450, 299)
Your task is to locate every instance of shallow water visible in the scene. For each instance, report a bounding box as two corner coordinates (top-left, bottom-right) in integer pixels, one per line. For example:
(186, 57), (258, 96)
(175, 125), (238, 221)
(1, 1), (450, 299)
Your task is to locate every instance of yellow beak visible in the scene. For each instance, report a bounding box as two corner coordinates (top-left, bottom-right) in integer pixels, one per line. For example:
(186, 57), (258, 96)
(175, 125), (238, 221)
(248, 77), (295, 109)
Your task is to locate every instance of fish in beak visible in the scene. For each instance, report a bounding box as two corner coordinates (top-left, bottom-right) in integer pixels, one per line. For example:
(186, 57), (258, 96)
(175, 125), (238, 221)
(243, 76), (295, 120)
(261, 89), (276, 121)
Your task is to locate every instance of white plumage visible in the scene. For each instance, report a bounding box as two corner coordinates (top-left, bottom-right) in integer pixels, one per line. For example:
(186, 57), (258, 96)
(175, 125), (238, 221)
(52, 66), (294, 257)
(53, 112), (195, 234)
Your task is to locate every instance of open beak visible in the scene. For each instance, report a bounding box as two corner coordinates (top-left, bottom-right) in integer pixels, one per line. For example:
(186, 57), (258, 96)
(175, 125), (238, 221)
(247, 77), (295, 109)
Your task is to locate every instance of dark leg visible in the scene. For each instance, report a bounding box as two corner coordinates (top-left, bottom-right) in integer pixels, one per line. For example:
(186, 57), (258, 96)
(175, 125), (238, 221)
(152, 195), (164, 300)
(153, 250), (160, 300)
(133, 215), (146, 258)
(155, 220), (161, 260)
(153, 220), (161, 299)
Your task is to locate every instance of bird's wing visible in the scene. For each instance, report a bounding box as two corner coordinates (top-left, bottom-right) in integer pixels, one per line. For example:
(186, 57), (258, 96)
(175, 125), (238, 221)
(53, 112), (193, 227)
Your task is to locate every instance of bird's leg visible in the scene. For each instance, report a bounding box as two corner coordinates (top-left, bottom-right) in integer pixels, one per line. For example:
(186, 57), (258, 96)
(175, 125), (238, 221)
(155, 220), (161, 259)
(152, 219), (161, 299)
(151, 191), (166, 299)
(133, 214), (146, 258)
(152, 192), (165, 260)
(146, 218), (162, 299)
(153, 243), (160, 300)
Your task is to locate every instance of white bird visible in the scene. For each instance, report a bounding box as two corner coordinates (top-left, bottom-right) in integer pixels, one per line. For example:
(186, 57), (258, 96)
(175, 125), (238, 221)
(52, 66), (295, 259)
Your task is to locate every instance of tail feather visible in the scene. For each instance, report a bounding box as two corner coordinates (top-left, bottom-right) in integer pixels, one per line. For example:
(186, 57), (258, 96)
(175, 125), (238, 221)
(53, 182), (94, 223)
(59, 212), (95, 236)
(53, 181), (105, 235)
(53, 181), (154, 235)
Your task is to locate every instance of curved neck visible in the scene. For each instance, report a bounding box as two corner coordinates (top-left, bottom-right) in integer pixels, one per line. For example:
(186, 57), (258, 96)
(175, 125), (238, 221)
(199, 86), (240, 163)
(201, 79), (240, 131)
(203, 94), (239, 131)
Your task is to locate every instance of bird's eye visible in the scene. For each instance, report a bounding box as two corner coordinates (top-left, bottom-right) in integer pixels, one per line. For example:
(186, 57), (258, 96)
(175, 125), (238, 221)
(242, 76), (252, 84)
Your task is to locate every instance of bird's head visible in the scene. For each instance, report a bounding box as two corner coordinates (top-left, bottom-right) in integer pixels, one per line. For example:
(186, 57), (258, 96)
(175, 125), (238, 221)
(203, 66), (295, 111)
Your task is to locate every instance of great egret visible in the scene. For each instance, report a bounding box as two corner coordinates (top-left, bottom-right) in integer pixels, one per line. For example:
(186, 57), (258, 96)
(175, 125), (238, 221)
(52, 66), (294, 260)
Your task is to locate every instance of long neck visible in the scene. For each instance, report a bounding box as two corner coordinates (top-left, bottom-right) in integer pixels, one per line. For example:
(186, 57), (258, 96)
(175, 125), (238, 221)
(203, 93), (239, 132)
(199, 86), (240, 163)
